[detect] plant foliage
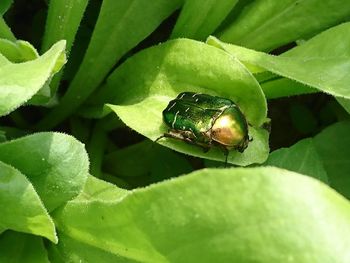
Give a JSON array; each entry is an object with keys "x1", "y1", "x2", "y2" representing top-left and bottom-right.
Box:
[{"x1": 0, "y1": 0, "x2": 350, "y2": 262}]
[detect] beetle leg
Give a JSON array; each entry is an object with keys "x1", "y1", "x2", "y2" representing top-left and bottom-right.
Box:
[
  {"x1": 161, "y1": 130, "x2": 196, "y2": 144},
  {"x1": 236, "y1": 145, "x2": 245, "y2": 153},
  {"x1": 160, "y1": 130, "x2": 214, "y2": 154}
]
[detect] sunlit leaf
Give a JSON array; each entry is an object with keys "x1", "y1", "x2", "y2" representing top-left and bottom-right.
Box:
[
  {"x1": 105, "y1": 39, "x2": 268, "y2": 165},
  {"x1": 0, "y1": 40, "x2": 66, "y2": 116},
  {"x1": 0, "y1": 132, "x2": 89, "y2": 211},
  {"x1": 0, "y1": 161, "x2": 57, "y2": 242},
  {"x1": 209, "y1": 23, "x2": 350, "y2": 99},
  {"x1": 37, "y1": 0, "x2": 182, "y2": 129},
  {"x1": 171, "y1": 0, "x2": 238, "y2": 40},
  {"x1": 218, "y1": 0, "x2": 350, "y2": 51},
  {"x1": 266, "y1": 138, "x2": 329, "y2": 183},
  {"x1": 52, "y1": 167, "x2": 350, "y2": 262}
]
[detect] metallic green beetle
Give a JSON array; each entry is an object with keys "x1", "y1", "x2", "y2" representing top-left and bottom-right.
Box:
[{"x1": 157, "y1": 92, "x2": 251, "y2": 163}]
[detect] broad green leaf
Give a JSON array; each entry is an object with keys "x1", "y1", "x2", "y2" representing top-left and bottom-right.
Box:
[
  {"x1": 0, "y1": 17, "x2": 15, "y2": 41},
  {"x1": 103, "y1": 140, "x2": 193, "y2": 180},
  {"x1": 313, "y1": 121, "x2": 350, "y2": 199},
  {"x1": 37, "y1": 0, "x2": 182, "y2": 129},
  {"x1": 171, "y1": 0, "x2": 238, "y2": 40},
  {"x1": 0, "y1": 0, "x2": 12, "y2": 15},
  {"x1": 0, "y1": 39, "x2": 38, "y2": 62},
  {"x1": 74, "y1": 175, "x2": 128, "y2": 202},
  {"x1": 208, "y1": 22, "x2": 350, "y2": 99},
  {"x1": 0, "y1": 231, "x2": 50, "y2": 263},
  {"x1": 0, "y1": 0, "x2": 15, "y2": 41},
  {"x1": 265, "y1": 138, "x2": 329, "y2": 183},
  {"x1": 0, "y1": 161, "x2": 57, "y2": 242},
  {"x1": 49, "y1": 175, "x2": 128, "y2": 259},
  {"x1": 0, "y1": 132, "x2": 89, "y2": 211},
  {"x1": 47, "y1": 176, "x2": 128, "y2": 261},
  {"x1": 105, "y1": 39, "x2": 268, "y2": 165},
  {"x1": 260, "y1": 78, "x2": 317, "y2": 99},
  {"x1": 48, "y1": 234, "x2": 133, "y2": 263},
  {"x1": 266, "y1": 121, "x2": 350, "y2": 199},
  {"x1": 53, "y1": 167, "x2": 350, "y2": 262},
  {"x1": 218, "y1": 0, "x2": 350, "y2": 51},
  {"x1": 0, "y1": 40, "x2": 66, "y2": 116},
  {"x1": 42, "y1": 0, "x2": 89, "y2": 53},
  {"x1": 337, "y1": 97, "x2": 350, "y2": 115},
  {"x1": 41, "y1": 0, "x2": 89, "y2": 96}
]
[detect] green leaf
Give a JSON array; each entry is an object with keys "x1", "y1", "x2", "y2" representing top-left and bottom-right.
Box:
[
  {"x1": 171, "y1": 0, "x2": 238, "y2": 40},
  {"x1": 105, "y1": 39, "x2": 268, "y2": 165},
  {"x1": 260, "y1": 77, "x2": 318, "y2": 99},
  {"x1": 42, "y1": 0, "x2": 89, "y2": 53},
  {"x1": 0, "y1": 0, "x2": 15, "y2": 41},
  {"x1": 0, "y1": 17, "x2": 15, "y2": 41},
  {"x1": 0, "y1": 40, "x2": 66, "y2": 116},
  {"x1": 103, "y1": 140, "x2": 193, "y2": 180},
  {"x1": 0, "y1": 231, "x2": 50, "y2": 263},
  {"x1": 48, "y1": 234, "x2": 133, "y2": 263},
  {"x1": 0, "y1": 39, "x2": 38, "y2": 62},
  {"x1": 41, "y1": 0, "x2": 89, "y2": 97},
  {"x1": 265, "y1": 138, "x2": 329, "y2": 183},
  {"x1": 208, "y1": 22, "x2": 350, "y2": 99},
  {"x1": 0, "y1": 161, "x2": 57, "y2": 242},
  {"x1": 0, "y1": 132, "x2": 89, "y2": 211},
  {"x1": 53, "y1": 167, "x2": 350, "y2": 262},
  {"x1": 0, "y1": 0, "x2": 12, "y2": 15},
  {"x1": 71, "y1": 175, "x2": 128, "y2": 203},
  {"x1": 336, "y1": 97, "x2": 350, "y2": 115},
  {"x1": 313, "y1": 121, "x2": 350, "y2": 199},
  {"x1": 218, "y1": 0, "x2": 350, "y2": 51},
  {"x1": 266, "y1": 121, "x2": 350, "y2": 199},
  {"x1": 37, "y1": 0, "x2": 182, "y2": 129}
]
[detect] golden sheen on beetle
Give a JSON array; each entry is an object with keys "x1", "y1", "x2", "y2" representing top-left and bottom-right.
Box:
[{"x1": 156, "y1": 92, "x2": 250, "y2": 164}]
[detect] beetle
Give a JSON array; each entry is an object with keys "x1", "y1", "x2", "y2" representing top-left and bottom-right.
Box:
[{"x1": 156, "y1": 92, "x2": 251, "y2": 164}]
